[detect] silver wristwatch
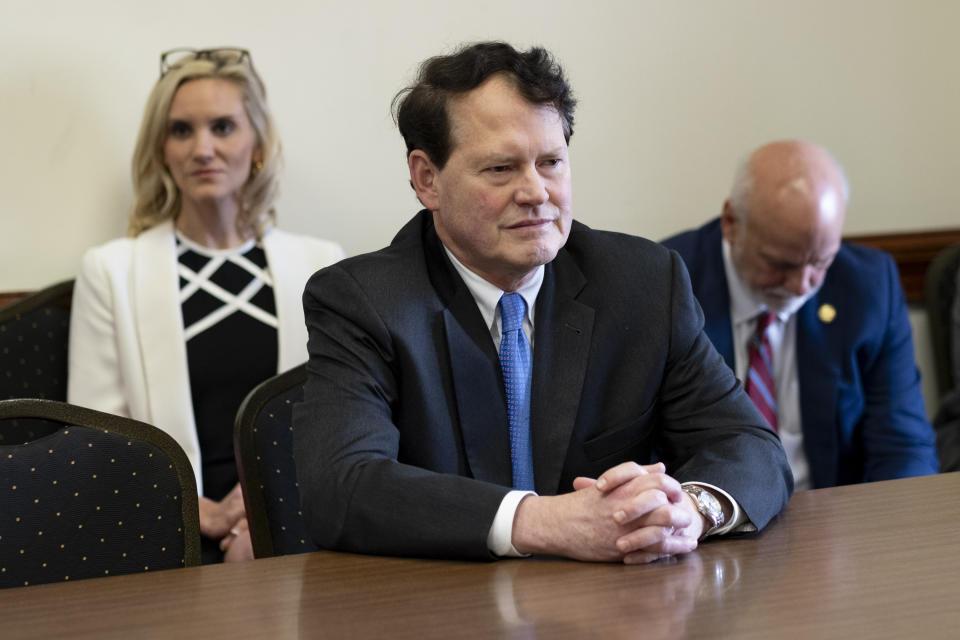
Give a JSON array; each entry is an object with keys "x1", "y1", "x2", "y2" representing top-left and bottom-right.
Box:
[{"x1": 682, "y1": 485, "x2": 725, "y2": 538}]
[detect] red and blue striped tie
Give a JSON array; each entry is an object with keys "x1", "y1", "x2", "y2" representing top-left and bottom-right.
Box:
[{"x1": 746, "y1": 311, "x2": 778, "y2": 432}]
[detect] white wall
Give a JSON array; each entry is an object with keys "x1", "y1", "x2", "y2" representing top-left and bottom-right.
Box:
[{"x1": 2, "y1": 0, "x2": 957, "y2": 409}]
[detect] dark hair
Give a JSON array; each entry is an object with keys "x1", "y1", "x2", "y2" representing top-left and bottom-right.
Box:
[{"x1": 392, "y1": 41, "x2": 576, "y2": 168}]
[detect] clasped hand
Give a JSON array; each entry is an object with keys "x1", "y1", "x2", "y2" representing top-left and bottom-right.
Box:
[
  {"x1": 197, "y1": 483, "x2": 254, "y2": 562},
  {"x1": 513, "y1": 462, "x2": 704, "y2": 564}
]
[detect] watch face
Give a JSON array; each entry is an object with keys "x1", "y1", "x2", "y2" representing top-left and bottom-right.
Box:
[
  {"x1": 687, "y1": 486, "x2": 723, "y2": 528},
  {"x1": 699, "y1": 490, "x2": 721, "y2": 516}
]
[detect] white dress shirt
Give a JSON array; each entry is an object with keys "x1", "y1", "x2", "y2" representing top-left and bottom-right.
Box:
[
  {"x1": 722, "y1": 240, "x2": 812, "y2": 490},
  {"x1": 444, "y1": 247, "x2": 749, "y2": 556}
]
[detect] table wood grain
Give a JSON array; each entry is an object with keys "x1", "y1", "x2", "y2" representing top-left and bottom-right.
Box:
[{"x1": 2, "y1": 473, "x2": 959, "y2": 639}]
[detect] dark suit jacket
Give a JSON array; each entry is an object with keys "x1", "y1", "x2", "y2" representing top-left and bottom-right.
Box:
[
  {"x1": 663, "y1": 218, "x2": 939, "y2": 488},
  {"x1": 293, "y1": 211, "x2": 792, "y2": 559},
  {"x1": 934, "y1": 389, "x2": 960, "y2": 472}
]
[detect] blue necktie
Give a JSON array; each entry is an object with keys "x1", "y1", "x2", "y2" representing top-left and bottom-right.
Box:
[{"x1": 498, "y1": 293, "x2": 535, "y2": 491}]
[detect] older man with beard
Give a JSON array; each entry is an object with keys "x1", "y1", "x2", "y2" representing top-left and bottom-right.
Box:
[{"x1": 663, "y1": 140, "x2": 938, "y2": 489}]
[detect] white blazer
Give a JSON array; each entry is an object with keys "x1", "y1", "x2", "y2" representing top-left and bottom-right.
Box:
[{"x1": 67, "y1": 220, "x2": 344, "y2": 494}]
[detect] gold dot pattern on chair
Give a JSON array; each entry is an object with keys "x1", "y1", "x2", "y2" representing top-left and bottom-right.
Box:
[
  {"x1": 0, "y1": 426, "x2": 187, "y2": 589},
  {"x1": 0, "y1": 301, "x2": 70, "y2": 407},
  {"x1": 252, "y1": 383, "x2": 317, "y2": 556}
]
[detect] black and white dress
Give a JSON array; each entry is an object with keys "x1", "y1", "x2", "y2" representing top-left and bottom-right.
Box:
[{"x1": 176, "y1": 231, "x2": 278, "y2": 502}]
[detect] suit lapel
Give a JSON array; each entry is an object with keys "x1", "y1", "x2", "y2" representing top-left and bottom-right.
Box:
[
  {"x1": 530, "y1": 251, "x2": 593, "y2": 494},
  {"x1": 132, "y1": 221, "x2": 201, "y2": 489},
  {"x1": 421, "y1": 219, "x2": 513, "y2": 486},
  {"x1": 696, "y1": 223, "x2": 736, "y2": 368},
  {"x1": 795, "y1": 290, "x2": 839, "y2": 488},
  {"x1": 443, "y1": 299, "x2": 513, "y2": 487}
]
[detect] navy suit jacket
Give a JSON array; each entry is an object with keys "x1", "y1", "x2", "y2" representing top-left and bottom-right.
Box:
[
  {"x1": 293, "y1": 211, "x2": 792, "y2": 560},
  {"x1": 663, "y1": 218, "x2": 938, "y2": 488}
]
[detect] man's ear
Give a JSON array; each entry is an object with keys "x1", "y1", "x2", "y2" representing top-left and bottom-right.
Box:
[
  {"x1": 720, "y1": 199, "x2": 738, "y2": 244},
  {"x1": 408, "y1": 150, "x2": 441, "y2": 211}
]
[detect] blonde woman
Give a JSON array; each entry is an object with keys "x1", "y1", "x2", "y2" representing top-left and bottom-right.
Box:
[{"x1": 68, "y1": 48, "x2": 343, "y2": 562}]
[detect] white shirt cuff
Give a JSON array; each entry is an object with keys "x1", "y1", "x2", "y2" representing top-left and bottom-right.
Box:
[
  {"x1": 681, "y1": 481, "x2": 756, "y2": 536},
  {"x1": 487, "y1": 490, "x2": 537, "y2": 556}
]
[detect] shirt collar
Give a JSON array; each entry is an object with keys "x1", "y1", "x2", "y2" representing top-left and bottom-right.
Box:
[{"x1": 443, "y1": 246, "x2": 543, "y2": 332}]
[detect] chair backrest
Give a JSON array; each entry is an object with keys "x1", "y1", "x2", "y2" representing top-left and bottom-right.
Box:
[
  {"x1": 924, "y1": 244, "x2": 960, "y2": 396},
  {"x1": 0, "y1": 399, "x2": 201, "y2": 588},
  {"x1": 234, "y1": 363, "x2": 317, "y2": 558},
  {"x1": 0, "y1": 279, "x2": 74, "y2": 404}
]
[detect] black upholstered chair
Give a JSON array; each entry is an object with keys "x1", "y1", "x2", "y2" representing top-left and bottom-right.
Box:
[
  {"x1": 0, "y1": 399, "x2": 201, "y2": 588},
  {"x1": 924, "y1": 244, "x2": 960, "y2": 396},
  {"x1": 0, "y1": 279, "x2": 74, "y2": 408},
  {"x1": 234, "y1": 363, "x2": 317, "y2": 558}
]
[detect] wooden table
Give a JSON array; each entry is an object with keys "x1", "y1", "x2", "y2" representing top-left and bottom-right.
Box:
[{"x1": 3, "y1": 473, "x2": 959, "y2": 639}]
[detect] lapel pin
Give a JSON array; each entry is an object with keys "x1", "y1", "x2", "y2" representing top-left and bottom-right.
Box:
[{"x1": 818, "y1": 303, "x2": 836, "y2": 324}]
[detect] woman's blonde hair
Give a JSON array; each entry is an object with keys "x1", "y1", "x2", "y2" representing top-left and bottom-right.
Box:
[{"x1": 128, "y1": 49, "x2": 281, "y2": 237}]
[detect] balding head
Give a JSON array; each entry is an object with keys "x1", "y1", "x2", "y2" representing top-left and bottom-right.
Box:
[{"x1": 721, "y1": 140, "x2": 848, "y2": 313}]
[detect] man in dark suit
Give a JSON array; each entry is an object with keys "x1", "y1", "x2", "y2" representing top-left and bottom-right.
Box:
[
  {"x1": 931, "y1": 265, "x2": 960, "y2": 472},
  {"x1": 293, "y1": 42, "x2": 792, "y2": 563},
  {"x1": 663, "y1": 141, "x2": 938, "y2": 489}
]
